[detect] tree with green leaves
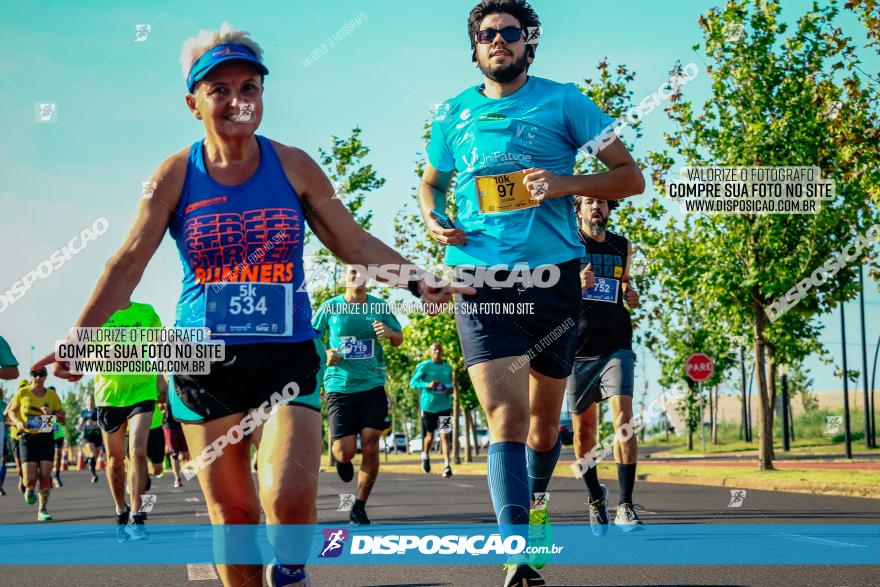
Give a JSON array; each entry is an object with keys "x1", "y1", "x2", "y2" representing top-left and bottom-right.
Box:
[
  {"x1": 391, "y1": 120, "x2": 480, "y2": 464},
  {"x1": 646, "y1": 0, "x2": 879, "y2": 469}
]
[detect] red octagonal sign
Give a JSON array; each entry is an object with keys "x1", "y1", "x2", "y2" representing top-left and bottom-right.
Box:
[{"x1": 686, "y1": 353, "x2": 714, "y2": 382}]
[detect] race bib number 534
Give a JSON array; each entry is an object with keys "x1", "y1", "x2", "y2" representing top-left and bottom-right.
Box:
[{"x1": 205, "y1": 282, "x2": 293, "y2": 336}]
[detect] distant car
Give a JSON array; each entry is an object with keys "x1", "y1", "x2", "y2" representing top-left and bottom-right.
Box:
[
  {"x1": 408, "y1": 435, "x2": 440, "y2": 454},
  {"x1": 380, "y1": 433, "x2": 408, "y2": 453},
  {"x1": 559, "y1": 417, "x2": 574, "y2": 446}
]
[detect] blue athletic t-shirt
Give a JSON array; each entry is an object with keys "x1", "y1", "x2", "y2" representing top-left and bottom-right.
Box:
[
  {"x1": 169, "y1": 136, "x2": 315, "y2": 345},
  {"x1": 426, "y1": 76, "x2": 615, "y2": 267}
]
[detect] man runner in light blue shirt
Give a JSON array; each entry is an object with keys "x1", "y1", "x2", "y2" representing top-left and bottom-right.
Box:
[
  {"x1": 419, "y1": 1, "x2": 644, "y2": 584},
  {"x1": 409, "y1": 343, "x2": 454, "y2": 477}
]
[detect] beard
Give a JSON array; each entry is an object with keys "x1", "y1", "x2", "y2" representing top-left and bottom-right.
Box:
[
  {"x1": 479, "y1": 50, "x2": 529, "y2": 83},
  {"x1": 588, "y1": 216, "x2": 607, "y2": 238}
]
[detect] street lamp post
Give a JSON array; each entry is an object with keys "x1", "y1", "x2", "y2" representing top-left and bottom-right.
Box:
[
  {"x1": 858, "y1": 266, "x2": 873, "y2": 448},
  {"x1": 781, "y1": 364, "x2": 790, "y2": 452},
  {"x1": 840, "y1": 305, "x2": 853, "y2": 459}
]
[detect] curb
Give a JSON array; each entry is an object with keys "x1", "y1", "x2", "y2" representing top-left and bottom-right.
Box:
[{"x1": 368, "y1": 464, "x2": 880, "y2": 499}]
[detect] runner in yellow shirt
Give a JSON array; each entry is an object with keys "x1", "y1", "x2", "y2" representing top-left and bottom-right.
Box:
[{"x1": 7, "y1": 369, "x2": 65, "y2": 521}]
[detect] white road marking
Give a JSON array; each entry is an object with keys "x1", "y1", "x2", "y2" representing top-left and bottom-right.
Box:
[
  {"x1": 194, "y1": 511, "x2": 210, "y2": 517},
  {"x1": 454, "y1": 483, "x2": 475, "y2": 488},
  {"x1": 187, "y1": 564, "x2": 218, "y2": 580},
  {"x1": 776, "y1": 532, "x2": 869, "y2": 548},
  {"x1": 185, "y1": 497, "x2": 199, "y2": 503}
]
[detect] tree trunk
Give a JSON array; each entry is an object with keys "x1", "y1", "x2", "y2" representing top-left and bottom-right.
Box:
[
  {"x1": 709, "y1": 384, "x2": 716, "y2": 444},
  {"x1": 753, "y1": 300, "x2": 774, "y2": 470},
  {"x1": 767, "y1": 357, "x2": 778, "y2": 461},
  {"x1": 452, "y1": 370, "x2": 462, "y2": 465},
  {"x1": 469, "y1": 409, "x2": 480, "y2": 457},
  {"x1": 464, "y1": 406, "x2": 473, "y2": 462}
]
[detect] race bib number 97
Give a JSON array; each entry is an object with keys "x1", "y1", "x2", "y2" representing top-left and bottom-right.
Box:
[
  {"x1": 475, "y1": 170, "x2": 538, "y2": 214},
  {"x1": 205, "y1": 282, "x2": 293, "y2": 336},
  {"x1": 582, "y1": 277, "x2": 619, "y2": 304}
]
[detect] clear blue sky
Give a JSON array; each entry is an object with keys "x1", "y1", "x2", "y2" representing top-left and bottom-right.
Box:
[{"x1": 1, "y1": 0, "x2": 877, "y2": 404}]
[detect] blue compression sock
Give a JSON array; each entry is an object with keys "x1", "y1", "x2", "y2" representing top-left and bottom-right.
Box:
[{"x1": 487, "y1": 442, "x2": 530, "y2": 541}]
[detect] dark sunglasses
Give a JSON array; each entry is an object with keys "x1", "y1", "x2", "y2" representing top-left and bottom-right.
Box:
[
  {"x1": 475, "y1": 26, "x2": 525, "y2": 44},
  {"x1": 31, "y1": 371, "x2": 47, "y2": 377}
]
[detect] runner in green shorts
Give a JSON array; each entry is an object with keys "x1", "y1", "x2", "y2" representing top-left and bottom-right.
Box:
[{"x1": 50, "y1": 391, "x2": 65, "y2": 489}]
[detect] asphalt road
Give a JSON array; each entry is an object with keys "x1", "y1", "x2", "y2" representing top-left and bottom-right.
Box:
[{"x1": 1, "y1": 465, "x2": 877, "y2": 586}]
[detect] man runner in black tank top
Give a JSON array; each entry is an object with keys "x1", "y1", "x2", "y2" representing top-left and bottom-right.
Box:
[{"x1": 565, "y1": 196, "x2": 643, "y2": 534}]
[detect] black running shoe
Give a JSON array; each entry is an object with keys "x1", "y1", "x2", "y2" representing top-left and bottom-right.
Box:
[
  {"x1": 129, "y1": 512, "x2": 148, "y2": 540},
  {"x1": 503, "y1": 563, "x2": 546, "y2": 586},
  {"x1": 90, "y1": 474, "x2": 98, "y2": 483},
  {"x1": 116, "y1": 506, "x2": 131, "y2": 544},
  {"x1": 336, "y1": 460, "x2": 354, "y2": 482},
  {"x1": 421, "y1": 454, "x2": 431, "y2": 474},
  {"x1": 442, "y1": 465, "x2": 452, "y2": 478},
  {"x1": 53, "y1": 476, "x2": 62, "y2": 488},
  {"x1": 588, "y1": 483, "x2": 610, "y2": 536},
  {"x1": 0, "y1": 487, "x2": 6, "y2": 496},
  {"x1": 18, "y1": 480, "x2": 25, "y2": 494},
  {"x1": 349, "y1": 505, "x2": 371, "y2": 525}
]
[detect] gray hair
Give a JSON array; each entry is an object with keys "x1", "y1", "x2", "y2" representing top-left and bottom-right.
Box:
[{"x1": 179, "y1": 22, "x2": 263, "y2": 83}]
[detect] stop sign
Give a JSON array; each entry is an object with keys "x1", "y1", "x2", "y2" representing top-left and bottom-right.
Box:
[{"x1": 686, "y1": 353, "x2": 714, "y2": 382}]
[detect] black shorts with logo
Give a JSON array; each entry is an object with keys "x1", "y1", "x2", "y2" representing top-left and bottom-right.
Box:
[
  {"x1": 421, "y1": 409, "x2": 453, "y2": 436},
  {"x1": 173, "y1": 340, "x2": 323, "y2": 423},
  {"x1": 454, "y1": 258, "x2": 582, "y2": 379},
  {"x1": 97, "y1": 400, "x2": 156, "y2": 434},
  {"x1": 20, "y1": 432, "x2": 55, "y2": 463},
  {"x1": 327, "y1": 386, "x2": 388, "y2": 440}
]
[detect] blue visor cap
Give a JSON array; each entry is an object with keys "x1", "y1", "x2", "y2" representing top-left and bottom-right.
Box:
[{"x1": 186, "y1": 43, "x2": 268, "y2": 93}]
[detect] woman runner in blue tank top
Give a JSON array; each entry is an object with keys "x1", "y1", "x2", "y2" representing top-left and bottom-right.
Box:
[{"x1": 34, "y1": 24, "x2": 470, "y2": 587}]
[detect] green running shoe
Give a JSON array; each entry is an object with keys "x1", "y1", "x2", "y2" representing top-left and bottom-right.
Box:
[
  {"x1": 37, "y1": 509, "x2": 52, "y2": 522},
  {"x1": 24, "y1": 488, "x2": 36, "y2": 506},
  {"x1": 528, "y1": 506, "x2": 552, "y2": 569}
]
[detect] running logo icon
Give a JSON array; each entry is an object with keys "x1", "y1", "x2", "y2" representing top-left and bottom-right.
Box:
[
  {"x1": 134, "y1": 24, "x2": 151, "y2": 42},
  {"x1": 438, "y1": 416, "x2": 452, "y2": 433},
  {"x1": 532, "y1": 492, "x2": 548, "y2": 511},
  {"x1": 35, "y1": 102, "x2": 57, "y2": 123},
  {"x1": 825, "y1": 416, "x2": 842, "y2": 434},
  {"x1": 139, "y1": 494, "x2": 157, "y2": 513},
  {"x1": 337, "y1": 494, "x2": 355, "y2": 512},
  {"x1": 319, "y1": 528, "x2": 348, "y2": 558},
  {"x1": 727, "y1": 489, "x2": 747, "y2": 508}
]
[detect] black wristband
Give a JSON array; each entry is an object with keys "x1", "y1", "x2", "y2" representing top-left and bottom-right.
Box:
[{"x1": 407, "y1": 278, "x2": 423, "y2": 299}]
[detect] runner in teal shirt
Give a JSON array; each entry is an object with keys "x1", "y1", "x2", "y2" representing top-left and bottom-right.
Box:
[
  {"x1": 312, "y1": 265, "x2": 404, "y2": 525},
  {"x1": 418, "y1": 3, "x2": 644, "y2": 584},
  {"x1": 409, "y1": 343, "x2": 455, "y2": 477}
]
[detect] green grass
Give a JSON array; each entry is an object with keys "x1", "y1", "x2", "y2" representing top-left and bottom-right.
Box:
[{"x1": 642, "y1": 407, "x2": 879, "y2": 455}]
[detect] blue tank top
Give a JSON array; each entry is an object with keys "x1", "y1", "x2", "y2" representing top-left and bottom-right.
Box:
[{"x1": 169, "y1": 135, "x2": 315, "y2": 345}]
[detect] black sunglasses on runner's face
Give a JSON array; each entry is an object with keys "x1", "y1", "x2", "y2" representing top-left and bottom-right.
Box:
[
  {"x1": 31, "y1": 371, "x2": 47, "y2": 377},
  {"x1": 475, "y1": 26, "x2": 524, "y2": 44}
]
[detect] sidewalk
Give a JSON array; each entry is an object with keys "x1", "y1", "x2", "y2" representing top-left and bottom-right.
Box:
[{"x1": 357, "y1": 450, "x2": 880, "y2": 499}]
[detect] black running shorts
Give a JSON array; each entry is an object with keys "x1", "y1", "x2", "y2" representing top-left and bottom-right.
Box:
[
  {"x1": 326, "y1": 386, "x2": 388, "y2": 440},
  {"x1": 454, "y1": 258, "x2": 581, "y2": 379}
]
